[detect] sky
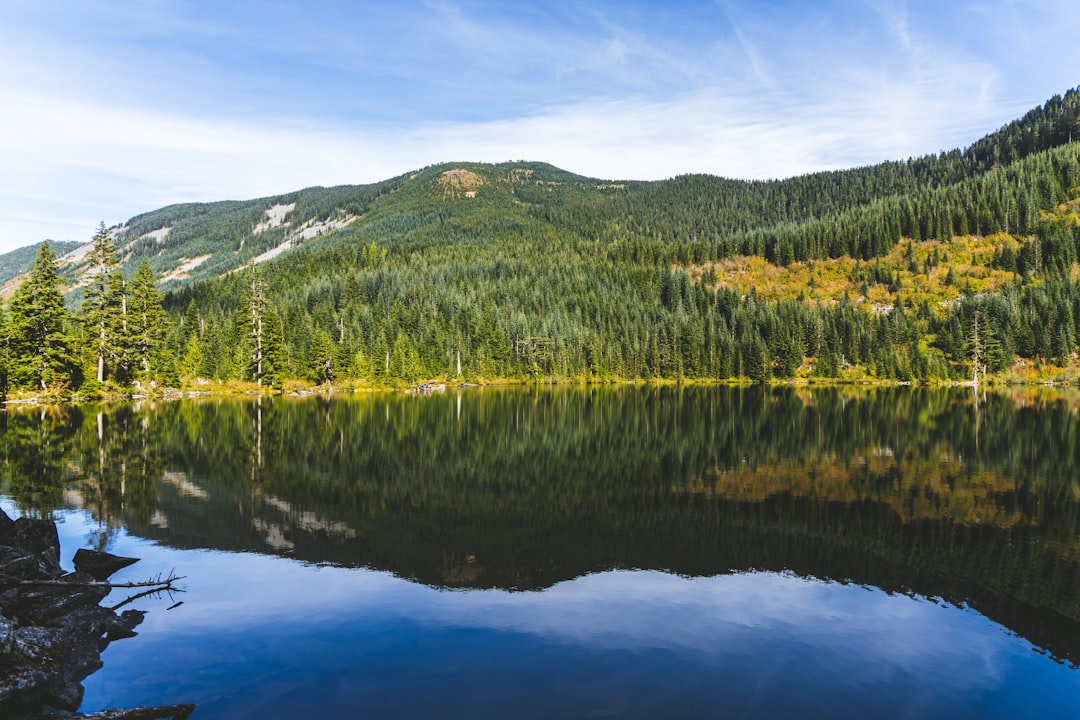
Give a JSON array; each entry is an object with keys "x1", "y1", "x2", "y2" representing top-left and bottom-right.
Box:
[{"x1": 1, "y1": 0, "x2": 1078, "y2": 253}]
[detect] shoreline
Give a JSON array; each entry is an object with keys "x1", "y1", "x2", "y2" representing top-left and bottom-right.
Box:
[
  {"x1": 0, "y1": 509, "x2": 193, "y2": 719},
  {"x1": 2, "y1": 372, "x2": 1078, "y2": 408}
]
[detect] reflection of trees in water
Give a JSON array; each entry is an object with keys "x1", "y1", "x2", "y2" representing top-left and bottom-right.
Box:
[
  {"x1": 1, "y1": 402, "x2": 167, "y2": 542},
  {"x1": 139, "y1": 387, "x2": 1080, "y2": 547},
  {"x1": 2, "y1": 387, "x2": 1080, "y2": 662},
  {"x1": 0, "y1": 407, "x2": 81, "y2": 518},
  {"x1": 4, "y1": 387, "x2": 1080, "y2": 546}
]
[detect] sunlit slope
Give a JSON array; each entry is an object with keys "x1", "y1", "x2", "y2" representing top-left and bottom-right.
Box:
[{"x1": 22, "y1": 85, "x2": 1079, "y2": 293}]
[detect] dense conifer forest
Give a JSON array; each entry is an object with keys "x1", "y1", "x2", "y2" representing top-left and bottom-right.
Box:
[{"x1": 3, "y1": 87, "x2": 1080, "y2": 395}]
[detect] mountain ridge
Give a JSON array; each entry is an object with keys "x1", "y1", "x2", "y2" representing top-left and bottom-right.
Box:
[{"x1": 3, "y1": 85, "x2": 1074, "y2": 294}]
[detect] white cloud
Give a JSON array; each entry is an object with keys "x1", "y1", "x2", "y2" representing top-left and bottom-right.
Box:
[
  {"x1": 0, "y1": 68, "x2": 1039, "y2": 252},
  {"x1": 1, "y1": 0, "x2": 1078, "y2": 252}
]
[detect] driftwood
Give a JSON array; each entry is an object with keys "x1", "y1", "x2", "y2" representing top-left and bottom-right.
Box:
[
  {"x1": 13, "y1": 572, "x2": 185, "y2": 611},
  {"x1": 16, "y1": 574, "x2": 184, "y2": 590},
  {"x1": 110, "y1": 584, "x2": 183, "y2": 612}
]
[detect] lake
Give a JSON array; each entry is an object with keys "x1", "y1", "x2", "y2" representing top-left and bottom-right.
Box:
[{"x1": 2, "y1": 386, "x2": 1079, "y2": 718}]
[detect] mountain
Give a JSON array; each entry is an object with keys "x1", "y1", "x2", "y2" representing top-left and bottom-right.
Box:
[
  {"x1": 4, "y1": 86, "x2": 1080, "y2": 388},
  {"x1": 0, "y1": 240, "x2": 80, "y2": 286},
  {"x1": 16, "y1": 85, "x2": 1077, "y2": 293}
]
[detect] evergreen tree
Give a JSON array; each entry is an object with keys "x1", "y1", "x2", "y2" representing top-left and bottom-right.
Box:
[
  {"x1": 966, "y1": 311, "x2": 986, "y2": 384},
  {"x1": 983, "y1": 319, "x2": 1006, "y2": 373},
  {"x1": 0, "y1": 306, "x2": 8, "y2": 398},
  {"x1": 129, "y1": 260, "x2": 167, "y2": 380},
  {"x1": 238, "y1": 264, "x2": 275, "y2": 385},
  {"x1": 105, "y1": 271, "x2": 130, "y2": 383},
  {"x1": 8, "y1": 243, "x2": 74, "y2": 391},
  {"x1": 261, "y1": 307, "x2": 286, "y2": 389},
  {"x1": 310, "y1": 329, "x2": 336, "y2": 384},
  {"x1": 81, "y1": 222, "x2": 120, "y2": 383},
  {"x1": 742, "y1": 331, "x2": 770, "y2": 384},
  {"x1": 180, "y1": 334, "x2": 203, "y2": 380}
]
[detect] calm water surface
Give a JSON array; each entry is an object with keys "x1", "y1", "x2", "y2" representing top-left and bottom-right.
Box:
[{"x1": 2, "y1": 386, "x2": 1079, "y2": 719}]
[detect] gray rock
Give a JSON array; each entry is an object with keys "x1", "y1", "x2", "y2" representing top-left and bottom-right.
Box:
[
  {"x1": 0, "y1": 665, "x2": 51, "y2": 705},
  {"x1": 78, "y1": 704, "x2": 198, "y2": 719},
  {"x1": 73, "y1": 549, "x2": 139, "y2": 581},
  {"x1": 0, "y1": 517, "x2": 63, "y2": 576},
  {"x1": 0, "y1": 515, "x2": 182, "y2": 720},
  {"x1": 0, "y1": 547, "x2": 40, "y2": 582},
  {"x1": 2, "y1": 572, "x2": 111, "y2": 624},
  {"x1": 2, "y1": 517, "x2": 60, "y2": 557},
  {"x1": 44, "y1": 669, "x2": 89, "y2": 711},
  {"x1": 1, "y1": 615, "x2": 56, "y2": 703},
  {"x1": 12, "y1": 623, "x2": 65, "y2": 664}
]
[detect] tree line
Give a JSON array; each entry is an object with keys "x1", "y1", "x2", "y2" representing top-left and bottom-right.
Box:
[
  {"x1": 4, "y1": 184, "x2": 1080, "y2": 394},
  {"x1": 4, "y1": 218, "x2": 1080, "y2": 396},
  {"x1": 2, "y1": 227, "x2": 169, "y2": 395}
]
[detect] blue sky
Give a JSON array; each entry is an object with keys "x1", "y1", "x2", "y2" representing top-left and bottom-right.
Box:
[{"x1": 1, "y1": 0, "x2": 1078, "y2": 253}]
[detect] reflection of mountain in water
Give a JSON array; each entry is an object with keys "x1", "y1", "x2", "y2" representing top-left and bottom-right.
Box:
[{"x1": 3, "y1": 387, "x2": 1080, "y2": 665}]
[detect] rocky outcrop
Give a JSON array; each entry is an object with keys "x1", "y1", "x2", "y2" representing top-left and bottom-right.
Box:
[
  {"x1": 0, "y1": 509, "x2": 193, "y2": 719},
  {"x1": 72, "y1": 549, "x2": 139, "y2": 582}
]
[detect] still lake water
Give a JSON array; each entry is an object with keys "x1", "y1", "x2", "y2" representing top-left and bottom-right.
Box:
[{"x1": 2, "y1": 386, "x2": 1080, "y2": 718}]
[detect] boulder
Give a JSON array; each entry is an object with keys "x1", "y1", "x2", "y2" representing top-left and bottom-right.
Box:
[
  {"x1": 1, "y1": 572, "x2": 111, "y2": 624},
  {"x1": 0, "y1": 517, "x2": 63, "y2": 576},
  {"x1": 0, "y1": 664, "x2": 51, "y2": 706},
  {"x1": 0, "y1": 513, "x2": 185, "y2": 719},
  {"x1": 73, "y1": 549, "x2": 139, "y2": 581},
  {"x1": 0, "y1": 547, "x2": 40, "y2": 581}
]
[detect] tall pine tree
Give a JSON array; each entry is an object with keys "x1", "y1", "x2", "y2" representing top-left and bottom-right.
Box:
[
  {"x1": 237, "y1": 263, "x2": 283, "y2": 386},
  {"x1": 81, "y1": 223, "x2": 120, "y2": 383},
  {"x1": 105, "y1": 271, "x2": 130, "y2": 382},
  {"x1": 128, "y1": 260, "x2": 167, "y2": 380},
  {"x1": 8, "y1": 243, "x2": 74, "y2": 391}
]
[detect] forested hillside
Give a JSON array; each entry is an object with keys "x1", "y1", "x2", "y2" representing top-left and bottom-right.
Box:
[
  {"x1": 0, "y1": 240, "x2": 80, "y2": 287},
  {"x1": 3, "y1": 87, "x2": 1080, "y2": 394}
]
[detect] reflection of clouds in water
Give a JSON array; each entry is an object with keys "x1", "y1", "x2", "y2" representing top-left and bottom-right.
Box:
[
  {"x1": 23, "y1": 505, "x2": 1078, "y2": 717},
  {"x1": 406, "y1": 571, "x2": 1007, "y2": 689},
  {"x1": 74, "y1": 499, "x2": 1010, "y2": 696}
]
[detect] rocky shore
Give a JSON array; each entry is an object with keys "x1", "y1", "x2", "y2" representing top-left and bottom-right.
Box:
[{"x1": 0, "y1": 509, "x2": 193, "y2": 719}]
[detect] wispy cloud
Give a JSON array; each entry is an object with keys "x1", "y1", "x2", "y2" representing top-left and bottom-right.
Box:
[
  {"x1": 0, "y1": 0, "x2": 1077, "y2": 250},
  {"x1": 0, "y1": 69, "x2": 1032, "y2": 246}
]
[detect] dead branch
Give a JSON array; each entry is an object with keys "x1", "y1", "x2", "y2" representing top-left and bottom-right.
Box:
[
  {"x1": 109, "y1": 584, "x2": 184, "y2": 611},
  {"x1": 17, "y1": 574, "x2": 185, "y2": 590}
]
